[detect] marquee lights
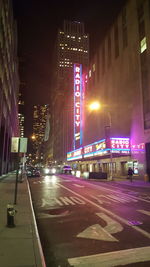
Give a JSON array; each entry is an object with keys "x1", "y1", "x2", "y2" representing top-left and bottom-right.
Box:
[{"x1": 67, "y1": 137, "x2": 131, "y2": 161}]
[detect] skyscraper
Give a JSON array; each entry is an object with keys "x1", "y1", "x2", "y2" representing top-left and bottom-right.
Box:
[
  {"x1": 57, "y1": 20, "x2": 89, "y2": 79},
  {"x1": 51, "y1": 20, "x2": 89, "y2": 164},
  {"x1": 32, "y1": 104, "x2": 49, "y2": 158}
]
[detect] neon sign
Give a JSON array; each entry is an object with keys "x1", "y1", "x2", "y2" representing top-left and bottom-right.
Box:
[
  {"x1": 74, "y1": 64, "x2": 82, "y2": 149},
  {"x1": 67, "y1": 148, "x2": 83, "y2": 161},
  {"x1": 67, "y1": 137, "x2": 131, "y2": 161},
  {"x1": 110, "y1": 138, "x2": 130, "y2": 149}
]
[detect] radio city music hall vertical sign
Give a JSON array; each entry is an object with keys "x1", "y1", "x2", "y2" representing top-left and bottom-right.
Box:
[{"x1": 74, "y1": 64, "x2": 83, "y2": 149}]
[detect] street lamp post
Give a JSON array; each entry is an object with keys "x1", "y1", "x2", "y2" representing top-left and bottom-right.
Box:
[
  {"x1": 107, "y1": 111, "x2": 113, "y2": 181},
  {"x1": 89, "y1": 101, "x2": 113, "y2": 181}
]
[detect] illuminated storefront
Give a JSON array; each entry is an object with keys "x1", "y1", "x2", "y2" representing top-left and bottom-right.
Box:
[{"x1": 67, "y1": 137, "x2": 146, "y2": 177}]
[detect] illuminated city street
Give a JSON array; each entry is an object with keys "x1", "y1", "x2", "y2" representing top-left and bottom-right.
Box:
[
  {"x1": 29, "y1": 174, "x2": 150, "y2": 267},
  {"x1": 1, "y1": 1, "x2": 150, "y2": 266}
]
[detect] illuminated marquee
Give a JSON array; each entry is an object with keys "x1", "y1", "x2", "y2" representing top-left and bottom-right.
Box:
[
  {"x1": 84, "y1": 139, "x2": 108, "y2": 158},
  {"x1": 67, "y1": 137, "x2": 131, "y2": 161},
  {"x1": 67, "y1": 148, "x2": 83, "y2": 161},
  {"x1": 110, "y1": 138, "x2": 130, "y2": 149},
  {"x1": 74, "y1": 64, "x2": 82, "y2": 149}
]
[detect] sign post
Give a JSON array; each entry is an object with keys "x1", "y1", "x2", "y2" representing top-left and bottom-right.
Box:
[
  {"x1": 11, "y1": 137, "x2": 28, "y2": 204},
  {"x1": 14, "y1": 138, "x2": 21, "y2": 205}
]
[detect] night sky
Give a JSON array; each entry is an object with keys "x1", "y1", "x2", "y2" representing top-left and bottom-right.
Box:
[{"x1": 12, "y1": 0, "x2": 126, "y2": 136}]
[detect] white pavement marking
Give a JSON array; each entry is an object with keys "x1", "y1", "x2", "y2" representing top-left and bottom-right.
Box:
[
  {"x1": 68, "y1": 246, "x2": 150, "y2": 267},
  {"x1": 96, "y1": 213, "x2": 123, "y2": 234},
  {"x1": 73, "y1": 184, "x2": 85, "y2": 188},
  {"x1": 90, "y1": 195, "x2": 111, "y2": 204},
  {"x1": 138, "y1": 209, "x2": 150, "y2": 216},
  {"x1": 57, "y1": 183, "x2": 150, "y2": 239},
  {"x1": 77, "y1": 224, "x2": 118, "y2": 242},
  {"x1": 90, "y1": 184, "x2": 150, "y2": 203},
  {"x1": 77, "y1": 213, "x2": 123, "y2": 242}
]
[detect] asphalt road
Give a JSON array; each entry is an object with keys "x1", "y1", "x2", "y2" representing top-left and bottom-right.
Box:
[{"x1": 28, "y1": 174, "x2": 150, "y2": 267}]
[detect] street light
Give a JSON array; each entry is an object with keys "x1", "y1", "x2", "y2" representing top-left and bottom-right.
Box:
[
  {"x1": 31, "y1": 134, "x2": 36, "y2": 141},
  {"x1": 89, "y1": 101, "x2": 101, "y2": 111},
  {"x1": 89, "y1": 101, "x2": 113, "y2": 181}
]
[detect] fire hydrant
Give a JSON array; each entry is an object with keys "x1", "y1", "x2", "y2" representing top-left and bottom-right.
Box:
[{"x1": 7, "y1": 204, "x2": 17, "y2": 228}]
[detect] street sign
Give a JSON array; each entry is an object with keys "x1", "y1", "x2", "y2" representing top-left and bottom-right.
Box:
[
  {"x1": 11, "y1": 137, "x2": 19, "y2": 152},
  {"x1": 11, "y1": 137, "x2": 28, "y2": 153},
  {"x1": 20, "y1": 138, "x2": 28, "y2": 153}
]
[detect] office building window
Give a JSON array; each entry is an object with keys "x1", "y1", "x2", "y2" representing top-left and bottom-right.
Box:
[
  {"x1": 140, "y1": 37, "x2": 147, "y2": 53},
  {"x1": 137, "y1": 4, "x2": 150, "y2": 129}
]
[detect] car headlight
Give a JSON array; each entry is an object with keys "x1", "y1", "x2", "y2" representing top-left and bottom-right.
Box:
[
  {"x1": 44, "y1": 168, "x2": 50, "y2": 174},
  {"x1": 52, "y1": 168, "x2": 56, "y2": 174}
]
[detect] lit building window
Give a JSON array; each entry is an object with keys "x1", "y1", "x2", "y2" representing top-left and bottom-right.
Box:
[
  {"x1": 140, "y1": 37, "x2": 147, "y2": 53},
  {"x1": 92, "y1": 64, "x2": 95, "y2": 72}
]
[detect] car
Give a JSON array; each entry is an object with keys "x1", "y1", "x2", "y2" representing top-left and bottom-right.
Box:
[
  {"x1": 27, "y1": 167, "x2": 41, "y2": 177},
  {"x1": 43, "y1": 167, "x2": 57, "y2": 175},
  {"x1": 62, "y1": 165, "x2": 72, "y2": 174}
]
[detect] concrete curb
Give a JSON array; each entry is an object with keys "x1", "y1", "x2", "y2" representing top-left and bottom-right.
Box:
[{"x1": 26, "y1": 178, "x2": 47, "y2": 267}]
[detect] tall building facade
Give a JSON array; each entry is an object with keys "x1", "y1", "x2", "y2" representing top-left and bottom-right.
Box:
[
  {"x1": 67, "y1": 0, "x2": 150, "y2": 179},
  {"x1": 57, "y1": 20, "x2": 89, "y2": 79},
  {"x1": 51, "y1": 20, "x2": 89, "y2": 163},
  {"x1": 0, "y1": 0, "x2": 19, "y2": 175},
  {"x1": 32, "y1": 104, "x2": 49, "y2": 160}
]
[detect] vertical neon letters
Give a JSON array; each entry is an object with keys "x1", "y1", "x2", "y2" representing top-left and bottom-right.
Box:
[{"x1": 74, "y1": 64, "x2": 82, "y2": 149}]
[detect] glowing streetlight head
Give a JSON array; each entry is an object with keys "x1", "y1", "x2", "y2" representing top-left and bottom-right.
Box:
[
  {"x1": 31, "y1": 134, "x2": 36, "y2": 140},
  {"x1": 89, "y1": 101, "x2": 101, "y2": 111}
]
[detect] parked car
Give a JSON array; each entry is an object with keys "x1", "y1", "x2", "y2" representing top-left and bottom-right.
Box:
[
  {"x1": 62, "y1": 165, "x2": 72, "y2": 174},
  {"x1": 27, "y1": 167, "x2": 41, "y2": 177}
]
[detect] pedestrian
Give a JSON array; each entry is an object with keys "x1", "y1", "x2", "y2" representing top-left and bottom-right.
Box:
[{"x1": 128, "y1": 167, "x2": 134, "y2": 182}]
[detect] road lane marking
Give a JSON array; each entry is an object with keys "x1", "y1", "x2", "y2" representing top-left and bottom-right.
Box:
[
  {"x1": 90, "y1": 195, "x2": 111, "y2": 204},
  {"x1": 85, "y1": 182, "x2": 150, "y2": 203},
  {"x1": 68, "y1": 246, "x2": 150, "y2": 266},
  {"x1": 77, "y1": 224, "x2": 118, "y2": 242},
  {"x1": 37, "y1": 196, "x2": 86, "y2": 208},
  {"x1": 57, "y1": 183, "x2": 150, "y2": 239},
  {"x1": 73, "y1": 184, "x2": 85, "y2": 187},
  {"x1": 138, "y1": 209, "x2": 150, "y2": 216},
  {"x1": 91, "y1": 194, "x2": 138, "y2": 204},
  {"x1": 59, "y1": 196, "x2": 86, "y2": 205},
  {"x1": 77, "y1": 213, "x2": 123, "y2": 241},
  {"x1": 96, "y1": 213, "x2": 123, "y2": 234}
]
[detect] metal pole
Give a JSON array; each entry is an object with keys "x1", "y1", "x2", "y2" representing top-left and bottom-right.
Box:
[
  {"x1": 14, "y1": 138, "x2": 20, "y2": 205},
  {"x1": 108, "y1": 111, "x2": 113, "y2": 181}
]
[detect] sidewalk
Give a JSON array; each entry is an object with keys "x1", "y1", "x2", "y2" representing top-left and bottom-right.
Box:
[
  {"x1": 0, "y1": 172, "x2": 46, "y2": 267},
  {"x1": 113, "y1": 177, "x2": 150, "y2": 188}
]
